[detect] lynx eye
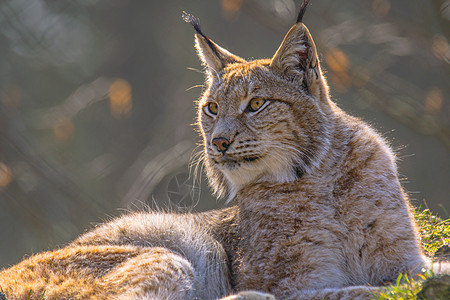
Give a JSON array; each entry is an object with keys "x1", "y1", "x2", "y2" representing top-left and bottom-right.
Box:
[
  {"x1": 205, "y1": 102, "x2": 219, "y2": 116},
  {"x1": 247, "y1": 98, "x2": 267, "y2": 113}
]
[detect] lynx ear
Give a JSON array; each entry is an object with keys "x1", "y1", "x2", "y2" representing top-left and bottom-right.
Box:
[
  {"x1": 183, "y1": 12, "x2": 246, "y2": 77},
  {"x1": 270, "y1": 0, "x2": 321, "y2": 95}
]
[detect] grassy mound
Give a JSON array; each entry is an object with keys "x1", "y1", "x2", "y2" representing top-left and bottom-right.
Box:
[{"x1": 374, "y1": 208, "x2": 450, "y2": 299}]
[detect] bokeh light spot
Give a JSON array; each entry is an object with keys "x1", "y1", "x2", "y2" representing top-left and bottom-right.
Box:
[
  {"x1": 109, "y1": 79, "x2": 132, "y2": 119},
  {"x1": 53, "y1": 117, "x2": 75, "y2": 142},
  {"x1": 325, "y1": 48, "x2": 349, "y2": 73},
  {"x1": 325, "y1": 48, "x2": 350, "y2": 93},
  {"x1": 221, "y1": 0, "x2": 243, "y2": 19},
  {"x1": 432, "y1": 35, "x2": 449, "y2": 62},
  {"x1": 425, "y1": 87, "x2": 443, "y2": 115},
  {"x1": 0, "y1": 162, "x2": 13, "y2": 189}
]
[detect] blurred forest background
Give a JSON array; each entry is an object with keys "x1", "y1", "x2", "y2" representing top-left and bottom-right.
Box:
[{"x1": 0, "y1": 0, "x2": 449, "y2": 268}]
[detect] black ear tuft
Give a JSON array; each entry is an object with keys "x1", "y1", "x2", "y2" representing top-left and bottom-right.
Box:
[
  {"x1": 296, "y1": 0, "x2": 311, "y2": 24},
  {"x1": 182, "y1": 11, "x2": 222, "y2": 58},
  {"x1": 182, "y1": 12, "x2": 205, "y2": 38}
]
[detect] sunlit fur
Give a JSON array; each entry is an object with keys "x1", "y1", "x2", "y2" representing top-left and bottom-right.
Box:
[
  {"x1": 194, "y1": 15, "x2": 449, "y2": 300},
  {"x1": 0, "y1": 209, "x2": 236, "y2": 299},
  {"x1": 199, "y1": 58, "x2": 331, "y2": 202},
  {"x1": 1, "y1": 4, "x2": 449, "y2": 300}
]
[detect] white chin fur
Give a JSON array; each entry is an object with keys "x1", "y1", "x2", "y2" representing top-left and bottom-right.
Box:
[{"x1": 221, "y1": 154, "x2": 299, "y2": 204}]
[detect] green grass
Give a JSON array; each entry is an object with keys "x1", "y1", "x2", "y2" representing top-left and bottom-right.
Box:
[
  {"x1": 415, "y1": 208, "x2": 450, "y2": 256},
  {"x1": 373, "y1": 207, "x2": 450, "y2": 299},
  {"x1": 373, "y1": 271, "x2": 433, "y2": 300}
]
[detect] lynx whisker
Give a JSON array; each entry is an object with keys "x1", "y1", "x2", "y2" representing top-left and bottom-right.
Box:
[
  {"x1": 186, "y1": 67, "x2": 205, "y2": 74},
  {"x1": 1, "y1": 3, "x2": 441, "y2": 300},
  {"x1": 268, "y1": 142, "x2": 314, "y2": 169},
  {"x1": 185, "y1": 84, "x2": 205, "y2": 92},
  {"x1": 278, "y1": 140, "x2": 322, "y2": 170}
]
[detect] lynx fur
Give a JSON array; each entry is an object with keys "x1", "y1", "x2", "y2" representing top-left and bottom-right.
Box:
[{"x1": 0, "y1": 1, "x2": 447, "y2": 299}]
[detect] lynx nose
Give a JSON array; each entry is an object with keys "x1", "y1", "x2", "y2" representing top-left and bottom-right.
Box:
[{"x1": 212, "y1": 137, "x2": 230, "y2": 154}]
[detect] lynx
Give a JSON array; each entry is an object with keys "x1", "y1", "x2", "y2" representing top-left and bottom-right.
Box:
[{"x1": 0, "y1": 1, "x2": 447, "y2": 299}]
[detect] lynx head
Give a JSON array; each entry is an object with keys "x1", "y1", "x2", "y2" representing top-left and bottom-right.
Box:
[{"x1": 184, "y1": 0, "x2": 332, "y2": 201}]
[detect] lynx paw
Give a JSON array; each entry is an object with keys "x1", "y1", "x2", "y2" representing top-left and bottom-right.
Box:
[{"x1": 220, "y1": 290, "x2": 276, "y2": 300}]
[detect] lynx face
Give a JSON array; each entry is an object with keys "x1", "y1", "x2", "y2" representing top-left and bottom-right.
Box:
[
  {"x1": 192, "y1": 21, "x2": 332, "y2": 199},
  {"x1": 199, "y1": 62, "x2": 322, "y2": 199}
]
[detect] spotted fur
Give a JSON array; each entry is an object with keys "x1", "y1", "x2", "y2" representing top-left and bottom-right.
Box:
[
  {"x1": 194, "y1": 0, "x2": 446, "y2": 298},
  {"x1": 1, "y1": 1, "x2": 448, "y2": 299}
]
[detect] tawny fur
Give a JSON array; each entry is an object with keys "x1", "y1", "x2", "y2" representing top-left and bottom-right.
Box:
[
  {"x1": 1, "y1": 2, "x2": 448, "y2": 299},
  {"x1": 0, "y1": 209, "x2": 237, "y2": 299},
  {"x1": 192, "y1": 18, "x2": 430, "y2": 298}
]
